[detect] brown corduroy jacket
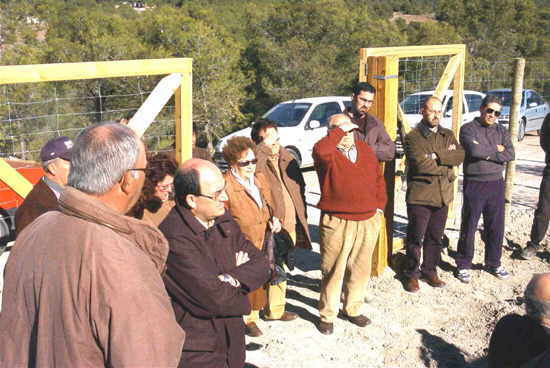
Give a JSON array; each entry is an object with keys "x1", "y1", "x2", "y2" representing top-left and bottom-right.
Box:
[{"x1": 0, "y1": 187, "x2": 185, "y2": 367}]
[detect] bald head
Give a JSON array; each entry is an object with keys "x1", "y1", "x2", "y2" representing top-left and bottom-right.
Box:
[
  {"x1": 524, "y1": 273, "x2": 550, "y2": 325},
  {"x1": 328, "y1": 113, "x2": 352, "y2": 129},
  {"x1": 421, "y1": 96, "x2": 443, "y2": 128}
]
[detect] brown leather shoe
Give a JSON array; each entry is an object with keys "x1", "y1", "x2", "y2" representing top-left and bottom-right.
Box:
[
  {"x1": 245, "y1": 322, "x2": 263, "y2": 337},
  {"x1": 422, "y1": 274, "x2": 446, "y2": 288},
  {"x1": 264, "y1": 311, "x2": 298, "y2": 322},
  {"x1": 404, "y1": 277, "x2": 420, "y2": 293},
  {"x1": 346, "y1": 314, "x2": 371, "y2": 327},
  {"x1": 317, "y1": 321, "x2": 334, "y2": 335}
]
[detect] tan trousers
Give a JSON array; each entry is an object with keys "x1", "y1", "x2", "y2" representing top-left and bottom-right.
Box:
[
  {"x1": 319, "y1": 213, "x2": 381, "y2": 323},
  {"x1": 245, "y1": 231, "x2": 295, "y2": 322}
]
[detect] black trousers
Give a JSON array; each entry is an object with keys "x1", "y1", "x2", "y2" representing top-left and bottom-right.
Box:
[
  {"x1": 456, "y1": 179, "x2": 505, "y2": 270},
  {"x1": 405, "y1": 204, "x2": 448, "y2": 279},
  {"x1": 530, "y1": 173, "x2": 550, "y2": 245}
]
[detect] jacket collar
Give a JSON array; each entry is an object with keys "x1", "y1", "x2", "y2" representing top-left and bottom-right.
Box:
[
  {"x1": 418, "y1": 121, "x2": 453, "y2": 138},
  {"x1": 59, "y1": 187, "x2": 169, "y2": 273},
  {"x1": 174, "y1": 203, "x2": 233, "y2": 238}
]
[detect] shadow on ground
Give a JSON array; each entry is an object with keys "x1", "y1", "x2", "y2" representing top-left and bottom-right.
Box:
[{"x1": 417, "y1": 329, "x2": 487, "y2": 368}]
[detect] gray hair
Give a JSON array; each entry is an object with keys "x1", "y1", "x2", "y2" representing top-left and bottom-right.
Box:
[
  {"x1": 524, "y1": 273, "x2": 550, "y2": 322},
  {"x1": 68, "y1": 122, "x2": 141, "y2": 195},
  {"x1": 42, "y1": 158, "x2": 57, "y2": 171}
]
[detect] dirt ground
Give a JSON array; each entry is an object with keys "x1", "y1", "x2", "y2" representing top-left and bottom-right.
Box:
[
  {"x1": 0, "y1": 135, "x2": 548, "y2": 368},
  {"x1": 244, "y1": 134, "x2": 548, "y2": 368}
]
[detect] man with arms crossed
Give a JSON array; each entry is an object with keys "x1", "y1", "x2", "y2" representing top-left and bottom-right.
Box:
[
  {"x1": 455, "y1": 95, "x2": 515, "y2": 283},
  {"x1": 160, "y1": 159, "x2": 270, "y2": 368},
  {"x1": 403, "y1": 96, "x2": 464, "y2": 292}
]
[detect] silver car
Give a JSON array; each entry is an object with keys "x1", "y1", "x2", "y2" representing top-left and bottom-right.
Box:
[{"x1": 487, "y1": 88, "x2": 549, "y2": 141}]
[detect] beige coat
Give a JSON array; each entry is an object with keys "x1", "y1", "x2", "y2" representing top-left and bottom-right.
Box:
[
  {"x1": 255, "y1": 144, "x2": 312, "y2": 249},
  {"x1": 224, "y1": 171, "x2": 273, "y2": 309},
  {"x1": 0, "y1": 187, "x2": 185, "y2": 367}
]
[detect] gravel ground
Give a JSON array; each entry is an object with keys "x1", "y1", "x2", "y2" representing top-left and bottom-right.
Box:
[
  {"x1": 245, "y1": 134, "x2": 548, "y2": 368},
  {"x1": 0, "y1": 135, "x2": 548, "y2": 368}
]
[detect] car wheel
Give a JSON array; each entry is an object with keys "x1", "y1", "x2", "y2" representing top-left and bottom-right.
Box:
[
  {"x1": 518, "y1": 119, "x2": 526, "y2": 141},
  {"x1": 286, "y1": 147, "x2": 302, "y2": 167}
]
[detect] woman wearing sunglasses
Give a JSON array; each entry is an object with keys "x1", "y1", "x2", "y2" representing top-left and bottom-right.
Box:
[{"x1": 222, "y1": 136, "x2": 282, "y2": 338}]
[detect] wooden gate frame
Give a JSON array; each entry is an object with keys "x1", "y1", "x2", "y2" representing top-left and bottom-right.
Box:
[
  {"x1": 359, "y1": 45, "x2": 466, "y2": 275},
  {"x1": 0, "y1": 58, "x2": 192, "y2": 199}
]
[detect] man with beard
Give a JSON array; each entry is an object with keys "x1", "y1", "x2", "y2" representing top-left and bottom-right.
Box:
[
  {"x1": 345, "y1": 82, "x2": 395, "y2": 162},
  {"x1": 455, "y1": 95, "x2": 515, "y2": 283},
  {"x1": 402, "y1": 96, "x2": 464, "y2": 292}
]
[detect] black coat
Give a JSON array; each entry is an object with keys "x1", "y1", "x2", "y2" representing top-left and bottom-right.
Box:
[{"x1": 159, "y1": 205, "x2": 270, "y2": 368}]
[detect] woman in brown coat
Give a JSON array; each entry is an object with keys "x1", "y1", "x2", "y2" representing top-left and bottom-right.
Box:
[{"x1": 222, "y1": 136, "x2": 281, "y2": 337}]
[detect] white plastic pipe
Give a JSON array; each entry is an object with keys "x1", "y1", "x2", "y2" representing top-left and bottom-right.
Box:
[{"x1": 128, "y1": 73, "x2": 183, "y2": 138}]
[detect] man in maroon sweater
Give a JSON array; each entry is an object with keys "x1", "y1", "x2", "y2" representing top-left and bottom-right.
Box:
[{"x1": 313, "y1": 114, "x2": 387, "y2": 335}]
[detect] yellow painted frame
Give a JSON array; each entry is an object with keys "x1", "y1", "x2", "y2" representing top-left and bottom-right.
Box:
[
  {"x1": 359, "y1": 45, "x2": 466, "y2": 275},
  {"x1": 0, "y1": 58, "x2": 193, "y2": 198}
]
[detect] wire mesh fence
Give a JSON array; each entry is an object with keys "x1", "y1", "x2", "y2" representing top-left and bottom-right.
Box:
[{"x1": 0, "y1": 76, "x2": 177, "y2": 162}]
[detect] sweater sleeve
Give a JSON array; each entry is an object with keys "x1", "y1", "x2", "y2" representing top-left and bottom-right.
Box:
[
  {"x1": 374, "y1": 125, "x2": 396, "y2": 162},
  {"x1": 376, "y1": 163, "x2": 387, "y2": 211},
  {"x1": 460, "y1": 124, "x2": 499, "y2": 160},
  {"x1": 541, "y1": 114, "x2": 550, "y2": 153},
  {"x1": 495, "y1": 127, "x2": 515, "y2": 163},
  {"x1": 313, "y1": 128, "x2": 346, "y2": 163}
]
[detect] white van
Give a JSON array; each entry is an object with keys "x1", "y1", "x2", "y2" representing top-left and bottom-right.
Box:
[
  {"x1": 214, "y1": 96, "x2": 351, "y2": 168},
  {"x1": 400, "y1": 90, "x2": 485, "y2": 130}
]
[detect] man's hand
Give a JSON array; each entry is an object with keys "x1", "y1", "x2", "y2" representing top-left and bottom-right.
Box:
[
  {"x1": 496, "y1": 144, "x2": 505, "y2": 152},
  {"x1": 448, "y1": 144, "x2": 456, "y2": 151},
  {"x1": 235, "y1": 251, "x2": 249, "y2": 266},
  {"x1": 338, "y1": 122, "x2": 359, "y2": 133},
  {"x1": 269, "y1": 217, "x2": 282, "y2": 233},
  {"x1": 218, "y1": 273, "x2": 240, "y2": 287}
]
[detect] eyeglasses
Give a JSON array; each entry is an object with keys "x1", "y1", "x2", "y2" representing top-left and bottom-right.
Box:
[
  {"x1": 197, "y1": 186, "x2": 226, "y2": 202},
  {"x1": 485, "y1": 108, "x2": 501, "y2": 117},
  {"x1": 236, "y1": 159, "x2": 258, "y2": 167}
]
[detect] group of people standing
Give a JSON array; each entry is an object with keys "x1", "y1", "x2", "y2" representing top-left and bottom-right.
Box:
[{"x1": 0, "y1": 81, "x2": 548, "y2": 367}]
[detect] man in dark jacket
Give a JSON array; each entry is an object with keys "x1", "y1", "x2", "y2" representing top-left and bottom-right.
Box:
[
  {"x1": 345, "y1": 82, "x2": 395, "y2": 162},
  {"x1": 456, "y1": 95, "x2": 515, "y2": 283},
  {"x1": 15, "y1": 136, "x2": 73, "y2": 236},
  {"x1": 160, "y1": 159, "x2": 270, "y2": 368},
  {"x1": 521, "y1": 114, "x2": 550, "y2": 259},
  {"x1": 251, "y1": 119, "x2": 311, "y2": 322},
  {"x1": 403, "y1": 96, "x2": 464, "y2": 292}
]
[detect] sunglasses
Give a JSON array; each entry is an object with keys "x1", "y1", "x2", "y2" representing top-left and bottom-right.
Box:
[
  {"x1": 236, "y1": 159, "x2": 258, "y2": 167},
  {"x1": 485, "y1": 108, "x2": 501, "y2": 117}
]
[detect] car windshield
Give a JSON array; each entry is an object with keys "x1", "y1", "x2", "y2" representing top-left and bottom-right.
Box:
[
  {"x1": 401, "y1": 94, "x2": 430, "y2": 114},
  {"x1": 263, "y1": 103, "x2": 311, "y2": 127}
]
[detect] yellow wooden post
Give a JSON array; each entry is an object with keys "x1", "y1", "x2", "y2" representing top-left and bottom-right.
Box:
[
  {"x1": 175, "y1": 70, "x2": 193, "y2": 164},
  {"x1": 365, "y1": 55, "x2": 399, "y2": 275},
  {"x1": 433, "y1": 54, "x2": 462, "y2": 99}
]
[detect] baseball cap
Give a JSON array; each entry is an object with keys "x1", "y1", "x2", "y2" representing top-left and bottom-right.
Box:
[{"x1": 40, "y1": 136, "x2": 73, "y2": 162}]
